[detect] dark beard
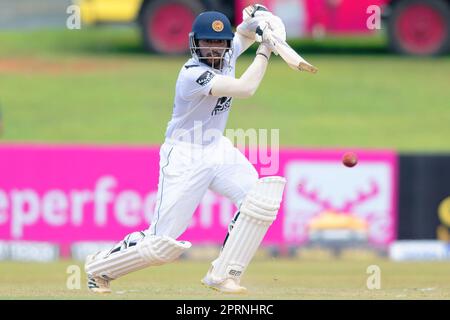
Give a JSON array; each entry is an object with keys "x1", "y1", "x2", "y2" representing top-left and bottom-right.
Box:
[{"x1": 204, "y1": 57, "x2": 223, "y2": 69}]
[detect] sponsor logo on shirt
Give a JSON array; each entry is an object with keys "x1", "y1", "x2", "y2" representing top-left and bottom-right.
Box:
[
  {"x1": 212, "y1": 96, "x2": 232, "y2": 116},
  {"x1": 196, "y1": 71, "x2": 215, "y2": 86}
]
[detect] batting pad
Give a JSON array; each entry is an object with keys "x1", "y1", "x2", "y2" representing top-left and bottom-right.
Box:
[
  {"x1": 85, "y1": 235, "x2": 191, "y2": 280},
  {"x1": 209, "y1": 176, "x2": 286, "y2": 282}
]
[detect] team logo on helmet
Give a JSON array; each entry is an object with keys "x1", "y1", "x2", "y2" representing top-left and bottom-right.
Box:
[{"x1": 212, "y1": 20, "x2": 224, "y2": 32}]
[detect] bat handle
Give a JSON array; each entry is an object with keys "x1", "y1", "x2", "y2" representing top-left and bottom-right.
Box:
[{"x1": 267, "y1": 32, "x2": 279, "y2": 56}]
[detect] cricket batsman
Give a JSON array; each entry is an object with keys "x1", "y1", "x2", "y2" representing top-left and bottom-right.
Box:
[{"x1": 85, "y1": 4, "x2": 287, "y2": 294}]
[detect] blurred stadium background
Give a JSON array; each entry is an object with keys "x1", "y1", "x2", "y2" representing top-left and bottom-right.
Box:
[{"x1": 0, "y1": 0, "x2": 449, "y2": 299}]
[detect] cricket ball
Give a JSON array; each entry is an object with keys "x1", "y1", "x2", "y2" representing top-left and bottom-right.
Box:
[{"x1": 342, "y1": 152, "x2": 358, "y2": 167}]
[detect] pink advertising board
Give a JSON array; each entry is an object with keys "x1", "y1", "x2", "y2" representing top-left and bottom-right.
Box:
[
  {"x1": 234, "y1": 0, "x2": 388, "y2": 35},
  {"x1": 0, "y1": 144, "x2": 397, "y2": 249}
]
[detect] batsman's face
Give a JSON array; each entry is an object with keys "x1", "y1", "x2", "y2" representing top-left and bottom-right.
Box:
[{"x1": 198, "y1": 39, "x2": 227, "y2": 68}]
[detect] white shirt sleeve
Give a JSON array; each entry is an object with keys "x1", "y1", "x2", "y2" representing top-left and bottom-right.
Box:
[
  {"x1": 210, "y1": 44, "x2": 271, "y2": 99},
  {"x1": 178, "y1": 66, "x2": 217, "y2": 101}
]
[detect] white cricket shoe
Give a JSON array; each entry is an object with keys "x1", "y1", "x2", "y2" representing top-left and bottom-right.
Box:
[
  {"x1": 85, "y1": 253, "x2": 112, "y2": 294},
  {"x1": 201, "y1": 271, "x2": 247, "y2": 294}
]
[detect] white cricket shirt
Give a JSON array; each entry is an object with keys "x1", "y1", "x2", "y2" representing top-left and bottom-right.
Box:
[{"x1": 165, "y1": 39, "x2": 244, "y2": 145}]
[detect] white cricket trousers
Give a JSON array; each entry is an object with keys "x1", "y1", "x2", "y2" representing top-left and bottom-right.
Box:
[{"x1": 148, "y1": 135, "x2": 258, "y2": 239}]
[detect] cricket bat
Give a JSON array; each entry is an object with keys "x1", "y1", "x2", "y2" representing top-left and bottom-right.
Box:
[
  {"x1": 242, "y1": 4, "x2": 318, "y2": 74},
  {"x1": 269, "y1": 32, "x2": 318, "y2": 74}
]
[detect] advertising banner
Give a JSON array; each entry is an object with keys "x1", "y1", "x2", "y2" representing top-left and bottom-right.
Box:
[{"x1": 0, "y1": 144, "x2": 398, "y2": 251}]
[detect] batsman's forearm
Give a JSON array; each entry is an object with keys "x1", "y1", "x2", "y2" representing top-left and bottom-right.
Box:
[{"x1": 211, "y1": 45, "x2": 271, "y2": 99}]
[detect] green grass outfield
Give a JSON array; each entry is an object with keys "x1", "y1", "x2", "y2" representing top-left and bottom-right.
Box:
[
  {"x1": 0, "y1": 27, "x2": 449, "y2": 150},
  {"x1": 1, "y1": 29, "x2": 449, "y2": 301},
  {"x1": 1, "y1": 258, "x2": 450, "y2": 299}
]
